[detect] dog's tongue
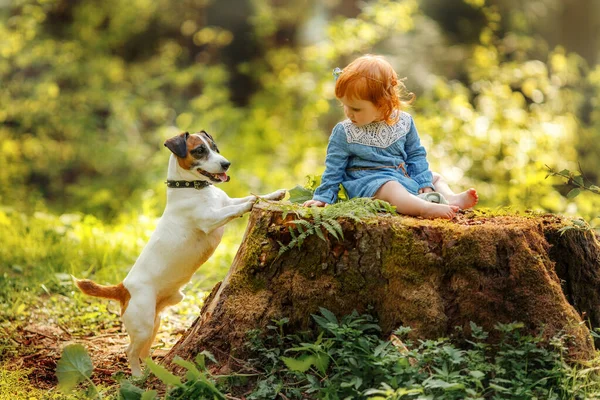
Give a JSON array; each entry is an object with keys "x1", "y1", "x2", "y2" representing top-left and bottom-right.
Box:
[{"x1": 217, "y1": 172, "x2": 229, "y2": 182}]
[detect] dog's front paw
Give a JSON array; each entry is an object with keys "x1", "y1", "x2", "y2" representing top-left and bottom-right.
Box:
[
  {"x1": 240, "y1": 200, "x2": 255, "y2": 215},
  {"x1": 263, "y1": 189, "x2": 286, "y2": 201}
]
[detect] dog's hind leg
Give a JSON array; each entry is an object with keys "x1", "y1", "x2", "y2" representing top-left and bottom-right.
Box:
[
  {"x1": 140, "y1": 313, "x2": 161, "y2": 361},
  {"x1": 122, "y1": 294, "x2": 156, "y2": 377},
  {"x1": 137, "y1": 292, "x2": 184, "y2": 365}
]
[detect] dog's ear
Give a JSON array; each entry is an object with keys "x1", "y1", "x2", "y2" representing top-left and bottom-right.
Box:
[
  {"x1": 201, "y1": 130, "x2": 214, "y2": 141},
  {"x1": 164, "y1": 132, "x2": 189, "y2": 158}
]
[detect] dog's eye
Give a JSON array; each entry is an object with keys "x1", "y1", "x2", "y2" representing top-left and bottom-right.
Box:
[{"x1": 191, "y1": 145, "x2": 208, "y2": 157}]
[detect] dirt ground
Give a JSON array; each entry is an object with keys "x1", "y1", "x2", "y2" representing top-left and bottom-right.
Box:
[
  {"x1": 1, "y1": 297, "x2": 195, "y2": 392},
  {"x1": 6, "y1": 322, "x2": 133, "y2": 390}
]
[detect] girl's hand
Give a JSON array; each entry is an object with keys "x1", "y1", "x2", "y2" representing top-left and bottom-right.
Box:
[
  {"x1": 303, "y1": 199, "x2": 328, "y2": 207},
  {"x1": 419, "y1": 187, "x2": 434, "y2": 194}
]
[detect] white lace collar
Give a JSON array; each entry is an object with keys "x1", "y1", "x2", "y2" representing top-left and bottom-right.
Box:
[{"x1": 341, "y1": 111, "x2": 411, "y2": 148}]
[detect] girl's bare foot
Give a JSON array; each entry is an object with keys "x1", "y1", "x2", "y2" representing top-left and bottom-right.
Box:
[
  {"x1": 421, "y1": 203, "x2": 459, "y2": 219},
  {"x1": 447, "y1": 188, "x2": 478, "y2": 210}
]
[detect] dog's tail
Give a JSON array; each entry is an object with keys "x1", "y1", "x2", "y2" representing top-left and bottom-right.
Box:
[{"x1": 73, "y1": 277, "x2": 130, "y2": 312}]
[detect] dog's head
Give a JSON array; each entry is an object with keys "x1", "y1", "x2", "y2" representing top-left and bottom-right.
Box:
[{"x1": 164, "y1": 131, "x2": 231, "y2": 183}]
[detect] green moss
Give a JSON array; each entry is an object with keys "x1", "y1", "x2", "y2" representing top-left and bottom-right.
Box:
[
  {"x1": 228, "y1": 216, "x2": 272, "y2": 293},
  {"x1": 381, "y1": 225, "x2": 435, "y2": 285}
]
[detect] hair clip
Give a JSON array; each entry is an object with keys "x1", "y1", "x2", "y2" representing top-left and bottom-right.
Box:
[{"x1": 332, "y1": 67, "x2": 343, "y2": 81}]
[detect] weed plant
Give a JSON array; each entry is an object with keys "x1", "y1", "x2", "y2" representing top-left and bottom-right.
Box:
[
  {"x1": 241, "y1": 309, "x2": 600, "y2": 400},
  {"x1": 53, "y1": 308, "x2": 600, "y2": 399}
]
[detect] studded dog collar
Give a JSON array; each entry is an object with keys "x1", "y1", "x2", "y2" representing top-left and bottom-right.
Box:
[{"x1": 165, "y1": 180, "x2": 212, "y2": 190}]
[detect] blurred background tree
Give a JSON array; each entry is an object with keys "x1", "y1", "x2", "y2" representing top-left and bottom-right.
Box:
[{"x1": 1, "y1": 0, "x2": 599, "y2": 220}]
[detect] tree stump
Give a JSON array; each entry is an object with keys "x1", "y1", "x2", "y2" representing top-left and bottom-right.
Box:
[{"x1": 164, "y1": 202, "x2": 600, "y2": 368}]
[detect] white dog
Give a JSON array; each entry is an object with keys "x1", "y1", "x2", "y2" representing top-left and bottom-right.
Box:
[{"x1": 75, "y1": 131, "x2": 285, "y2": 376}]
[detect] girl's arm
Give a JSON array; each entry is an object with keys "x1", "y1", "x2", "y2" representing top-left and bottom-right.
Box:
[
  {"x1": 404, "y1": 118, "x2": 434, "y2": 191},
  {"x1": 310, "y1": 124, "x2": 350, "y2": 205}
]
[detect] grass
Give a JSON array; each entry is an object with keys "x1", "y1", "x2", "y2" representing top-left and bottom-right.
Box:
[
  {"x1": 0, "y1": 367, "x2": 71, "y2": 400},
  {"x1": 0, "y1": 201, "x2": 246, "y2": 397}
]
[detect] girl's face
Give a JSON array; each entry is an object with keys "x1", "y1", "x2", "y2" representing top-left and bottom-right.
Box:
[{"x1": 339, "y1": 96, "x2": 382, "y2": 127}]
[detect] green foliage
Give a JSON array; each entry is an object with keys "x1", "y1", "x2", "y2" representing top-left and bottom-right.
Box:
[
  {"x1": 546, "y1": 166, "x2": 600, "y2": 198},
  {"x1": 243, "y1": 309, "x2": 600, "y2": 399},
  {"x1": 277, "y1": 198, "x2": 396, "y2": 256},
  {"x1": 287, "y1": 185, "x2": 315, "y2": 204},
  {"x1": 287, "y1": 175, "x2": 348, "y2": 204},
  {"x1": 546, "y1": 165, "x2": 600, "y2": 233},
  {"x1": 2, "y1": 0, "x2": 600, "y2": 221},
  {"x1": 117, "y1": 353, "x2": 228, "y2": 400},
  {"x1": 56, "y1": 344, "x2": 100, "y2": 398}
]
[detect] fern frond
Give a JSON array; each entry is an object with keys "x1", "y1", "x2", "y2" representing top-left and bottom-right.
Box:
[
  {"x1": 322, "y1": 221, "x2": 340, "y2": 240},
  {"x1": 276, "y1": 197, "x2": 395, "y2": 257},
  {"x1": 314, "y1": 224, "x2": 326, "y2": 241},
  {"x1": 328, "y1": 220, "x2": 344, "y2": 240},
  {"x1": 293, "y1": 219, "x2": 313, "y2": 229}
]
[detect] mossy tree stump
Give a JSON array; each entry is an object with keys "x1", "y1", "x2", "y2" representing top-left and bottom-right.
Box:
[{"x1": 164, "y1": 202, "x2": 600, "y2": 368}]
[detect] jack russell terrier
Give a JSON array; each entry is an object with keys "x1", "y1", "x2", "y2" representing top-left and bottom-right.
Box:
[{"x1": 75, "y1": 131, "x2": 285, "y2": 376}]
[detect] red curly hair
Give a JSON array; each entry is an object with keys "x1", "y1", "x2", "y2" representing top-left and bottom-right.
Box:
[{"x1": 334, "y1": 55, "x2": 415, "y2": 125}]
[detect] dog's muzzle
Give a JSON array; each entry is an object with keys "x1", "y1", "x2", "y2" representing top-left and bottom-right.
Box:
[{"x1": 197, "y1": 169, "x2": 230, "y2": 182}]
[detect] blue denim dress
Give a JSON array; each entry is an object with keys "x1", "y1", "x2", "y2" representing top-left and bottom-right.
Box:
[{"x1": 313, "y1": 112, "x2": 434, "y2": 204}]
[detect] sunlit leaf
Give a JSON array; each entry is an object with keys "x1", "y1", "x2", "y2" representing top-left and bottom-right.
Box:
[
  {"x1": 145, "y1": 358, "x2": 182, "y2": 387},
  {"x1": 56, "y1": 344, "x2": 93, "y2": 392},
  {"x1": 313, "y1": 353, "x2": 330, "y2": 375},
  {"x1": 288, "y1": 185, "x2": 314, "y2": 204},
  {"x1": 281, "y1": 355, "x2": 316, "y2": 372},
  {"x1": 567, "y1": 188, "x2": 581, "y2": 199},
  {"x1": 119, "y1": 381, "x2": 145, "y2": 400},
  {"x1": 173, "y1": 356, "x2": 201, "y2": 380},
  {"x1": 141, "y1": 391, "x2": 158, "y2": 400}
]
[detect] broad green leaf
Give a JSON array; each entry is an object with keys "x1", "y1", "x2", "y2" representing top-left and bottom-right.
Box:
[
  {"x1": 425, "y1": 379, "x2": 465, "y2": 390},
  {"x1": 574, "y1": 175, "x2": 584, "y2": 186},
  {"x1": 173, "y1": 356, "x2": 201, "y2": 380},
  {"x1": 318, "y1": 307, "x2": 338, "y2": 324},
  {"x1": 354, "y1": 376, "x2": 363, "y2": 389},
  {"x1": 359, "y1": 323, "x2": 382, "y2": 332},
  {"x1": 311, "y1": 314, "x2": 332, "y2": 330},
  {"x1": 374, "y1": 341, "x2": 388, "y2": 357},
  {"x1": 313, "y1": 353, "x2": 330, "y2": 375},
  {"x1": 567, "y1": 188, "x2": 581, "y2": 199},
  {"x1": 56, "y1": 344, "x2": 93, "y2": 392},
  {"x1": 469, "y1": 370, "x2": 485, "y2": 379},
  {"x1": 141, "y1": 391, "x2": 158, "y2": 400},
  {"x1": 281, "y1": 355, "x2": 316, "y2": 372},
  {"x1": 489, "y1": 383, "x2": 510, "y2": 392},
  {"x1": 119, "y1": 381, "x2": 150, "y2": 400},
  {"x1": 145, "y1": 358, "x2": 182, "y2": 387},
  {"x1": 288, "y1": 185, "x2": 314, "y2": 204}
]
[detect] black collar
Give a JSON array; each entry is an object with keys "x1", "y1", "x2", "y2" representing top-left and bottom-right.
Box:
[{"x1": 165, "y1": 180, "x2": 212, "y2": 190}]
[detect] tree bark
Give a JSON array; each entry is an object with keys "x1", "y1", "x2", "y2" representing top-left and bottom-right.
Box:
[{"x1": 164, "y1": 203, "x2": 599, "y2": 368}]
